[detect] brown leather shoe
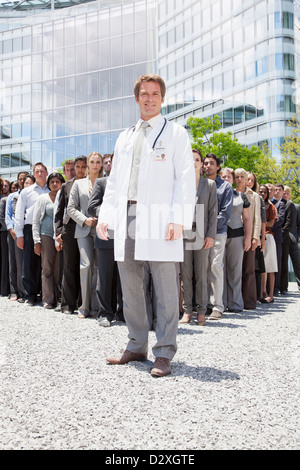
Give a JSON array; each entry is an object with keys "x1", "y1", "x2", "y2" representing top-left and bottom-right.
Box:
[
  {"x1": 106, "y1": 349, "x2": 147, "y2": 365},
  {"x1": 151, "y1": 357, "x2": 171, "y2": 377}
]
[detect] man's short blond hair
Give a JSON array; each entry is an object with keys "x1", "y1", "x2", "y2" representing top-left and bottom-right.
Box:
[{"x1": 134, "y1": 74, "x2": 166, "y2": 100}]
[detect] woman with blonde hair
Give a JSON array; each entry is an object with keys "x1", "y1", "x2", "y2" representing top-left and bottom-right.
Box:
[
  {"x1": 67, "y1": 151, "x2": 103, "y2": 318},
  {"x1": 220, "y1": 167, "x2": 251, "y2": 313}
]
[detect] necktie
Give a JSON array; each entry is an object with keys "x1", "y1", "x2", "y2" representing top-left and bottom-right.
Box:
[{"x1": 128, "y1": 121, "x2": 150, "y2": 201}]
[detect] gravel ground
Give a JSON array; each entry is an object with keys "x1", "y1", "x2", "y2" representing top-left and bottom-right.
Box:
[{"x1": 0, "y1": 283, "x2": 299, "y2": 451}]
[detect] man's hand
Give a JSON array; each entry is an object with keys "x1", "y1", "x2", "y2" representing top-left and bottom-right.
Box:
[
  {"x1": 9, "y1": 228, "x2": 16, "y2": 240},
  {"x1": 16, "y1": 236, "x2": 24, "y2": 250},
  {"x1": 56, "y1": 234, "x2": 63, "y2": 252},
  {"x1": 203, "y1": 237, "x2": 214, "y2": 249},
  {"x1": 34, "y1": 243, "x2": 42, "y2": 256},
  {"x1": 165, "y1": 223, "x2": 183, "y2": 241},
  {"x1": 96, "y1": 222, "x2": 109, "y2": 241}
]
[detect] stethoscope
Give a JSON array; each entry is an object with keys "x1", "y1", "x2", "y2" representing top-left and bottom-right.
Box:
[{"x1": 129, "y1": 117, "x2": 167, "y2": 150}]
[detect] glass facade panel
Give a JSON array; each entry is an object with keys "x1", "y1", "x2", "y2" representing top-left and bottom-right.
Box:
[
  {"x1": 157, "y1": 0, "x2": 299, "y2": 155},
  {"x1": 0, "y1": 0, "x2": 157, "y2": 176},
  {"x1": 0, "y1": 0, "x2": 299, "y2": 178}
]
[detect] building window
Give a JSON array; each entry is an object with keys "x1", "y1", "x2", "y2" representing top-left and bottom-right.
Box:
[
  {"x1": 275, "y1": 53, "x2": 294, "y2": 71},
  {"x1": 274, "y1": 12, "x2": 294, "y2": 30}
]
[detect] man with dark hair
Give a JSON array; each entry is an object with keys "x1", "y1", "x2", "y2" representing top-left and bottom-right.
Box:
[
  {"x1": 102, "y1": 154, "x2": 113, "y2": 177},
  {"x1": 280, "y1": 186, "x2": 300, "y2": 293},
  {"x1": 15, "y1": 162, "x2": 49, "y2": 305},
  {"x1": 54, "y1": 155, "x2": 87, "y2": 314},
  {"x1": 271, "y1": 183, "x2": 286, "y2": 295},
  {"x1": 63, "y1": 159, "x2": 75, "y2": 182},
  {"x1": 203, "y1": 153, "x2": 233, "y2": 319}
]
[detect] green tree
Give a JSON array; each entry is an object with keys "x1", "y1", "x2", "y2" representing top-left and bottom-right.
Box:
[
  {"x1": 279, "y1": 115, "x2": 300, "y2": 203},
  {"x1": 187, "y1": 115, "x2": 275, "y2": 174},
  {"x1": 253, "y1": 143, "x2": 281, "y2": 185}
]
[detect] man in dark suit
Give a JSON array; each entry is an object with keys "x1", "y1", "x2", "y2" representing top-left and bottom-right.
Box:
[
  {"x1": 271, "y1": 183, "x2": 286, "y2": 295},
  {"x1": 280, "y1": 186, "x2": 300, "y2": 292},
  {"x1": 296, "y1": 203, "x2": 300, "y2": 242},
  {"x1": 54, "y1": 155, "x2": 87, "y2": 314},
  {"x1": 87, "y1": 155, "x2": 123, "y2": 327}
]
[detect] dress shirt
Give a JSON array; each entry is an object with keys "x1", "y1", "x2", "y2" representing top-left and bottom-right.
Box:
[
  {"x1": 5, "y1": 190, "x2": 20, "y2": 230},
  {"x1": 128, "y1": 114, "x2": 162, "y2": 201},
  {"x1": 215, "y1": 175, "x2": 233, "y2": 234},
  {"x1": 14, "y1": 183, "x2": 50, "y2": 238}
]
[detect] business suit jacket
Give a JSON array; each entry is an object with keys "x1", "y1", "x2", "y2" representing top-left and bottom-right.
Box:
[
  {"x1": 296, "y1": 203, "x2": 300, "y2": 240},
  {"x1": 87, "y1": 177, "x2": 114, "y2": 249},
  {"x1": 283, "y1": 200, "x2": 298, "y2": 243},
  {"x1": 67, "y1": 176, "x2": 94, "y2": 239},
  {"x1": 55, "y1": 177, "x2": 77, "y2": 238},
  {"x1": 184, "y1": 176, "x2": 217, "y2": 250},
  {"x1": 271, "y1": 198, "x2": 286, "y2": 244}
]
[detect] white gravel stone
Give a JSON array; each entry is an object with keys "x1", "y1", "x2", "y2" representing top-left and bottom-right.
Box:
[{"x1": 0, "y1": 283, "x2": 299, "y2": 450}]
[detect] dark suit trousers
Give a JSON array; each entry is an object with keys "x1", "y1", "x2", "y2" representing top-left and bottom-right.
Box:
[
  {"x1": 274, "y1": 242, "x2": 282, "y2": 292},
  {"x1": 7, "y1": 231, "x2": 18, "y2": 296},
  {"x1": 61, "y1": 233, "x2": 81, "y2": 311},
  {"x1": 242, "y1": 249, "x2": 257, "y2": 309},
  {"x1": 22, "y1": 224, "x2": 41, "y2": 301},
  {"x1": 281, "y1": 237, "x2": 300, "y2": 290},
  {"x1": 0, "y1": 231, "x2": 10, "y2": 296},
  {"x1": 97, "y1": 247, "x2": 122, "y2": 321}
]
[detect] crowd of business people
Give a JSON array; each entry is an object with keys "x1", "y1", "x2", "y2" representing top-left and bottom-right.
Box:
[
  {"x1": 0, "y1": 152, "x2": 300, "y2": 327},
  {"x1": 0, "y1": 154, "x2": 124, "y2": 327}
]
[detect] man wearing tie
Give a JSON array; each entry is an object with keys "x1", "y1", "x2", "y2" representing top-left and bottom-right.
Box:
[{"x1": 97, "y1": 74, "x2": 195, "y2": 377}]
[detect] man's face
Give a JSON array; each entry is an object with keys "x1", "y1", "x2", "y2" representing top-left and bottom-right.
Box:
[
  {"x1": 103, "y1": 157, "x2": 112, "y2": 176},
  {"x1": 203, "y1": 157, "x2": 219, "y2": 179},
  {"x1": 283, "y1": 189, "x2": 291, "y2": 201},
  {"x1": 74, "y1": 160, "x2": 87, "y2": 179},
  {"x1": 235, "y1": 173, "x2": 247, "y2": 192},
  {"x1": 136, "y1": 81, "x2": 164, "y2": 121},
  {"x1": 266, "y1": 184, "x2": 275, "y2": 199},
  {"x1": 64, "y1": 164, "x2": 75, "y2": 181},
  {"x1": 17, "y1": 173, "x2": 27, "y2": 190},
  {"x1": 274, "y1": 186, "x2": 283, "y2": 201},
  {"x1": 33, "y1": 165, "x2": 48, "y2": 186}
]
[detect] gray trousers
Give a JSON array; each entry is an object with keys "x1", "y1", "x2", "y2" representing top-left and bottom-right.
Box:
[
  {"x1": 77, "y1": 232, "x2": 99, "y2": 316},
  {"x1": 223, "y1": 236, "x2": 244, "y2": 311},
  {"x1": 208, "y1": 232, "x2": 227, "y2": 313},
  {"x1": 117, "y1": 205, "x2": 179, "y2": 360},
  {"x1": 180, "y1": 246, "x2": 210, "y2": 315},
  {"x1": 14, "y1": 236, "x2": 26, "y2": 299}
]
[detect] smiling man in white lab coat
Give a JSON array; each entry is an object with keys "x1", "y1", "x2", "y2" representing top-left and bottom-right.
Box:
[{"x1": 97, "y1": 74, "x2": 195, "y2": 377}]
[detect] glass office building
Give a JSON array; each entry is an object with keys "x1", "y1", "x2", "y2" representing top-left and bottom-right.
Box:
[
  {"x1": 0, "y1": 0, "x2": 157, "y2": 178},
  {"x1": 158, "y1": 0, "x2": 300, "y2": 160},
  {"x1": 0, "y1": 0, "x2": 299, "y2": 179}
]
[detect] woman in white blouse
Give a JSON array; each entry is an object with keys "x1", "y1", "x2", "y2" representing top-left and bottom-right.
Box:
[{"x1": 67, "y1": 152, "x2": 103, "y2": 318}]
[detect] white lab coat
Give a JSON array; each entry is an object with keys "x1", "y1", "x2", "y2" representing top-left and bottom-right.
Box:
[{"x1": 99, "y1": 115, "x2": 196, "y2": 262}]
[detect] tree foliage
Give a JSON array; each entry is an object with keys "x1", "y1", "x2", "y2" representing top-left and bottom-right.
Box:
[
  {"x1": 278, "y1": 116, "x2": 300, "y2": 203},
  {"x1": 187, "y1": 115, "x2": 267, "y2": 172},
  {"x1": 187, "y1": 114, "x2": 300, "y2": 203}
]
